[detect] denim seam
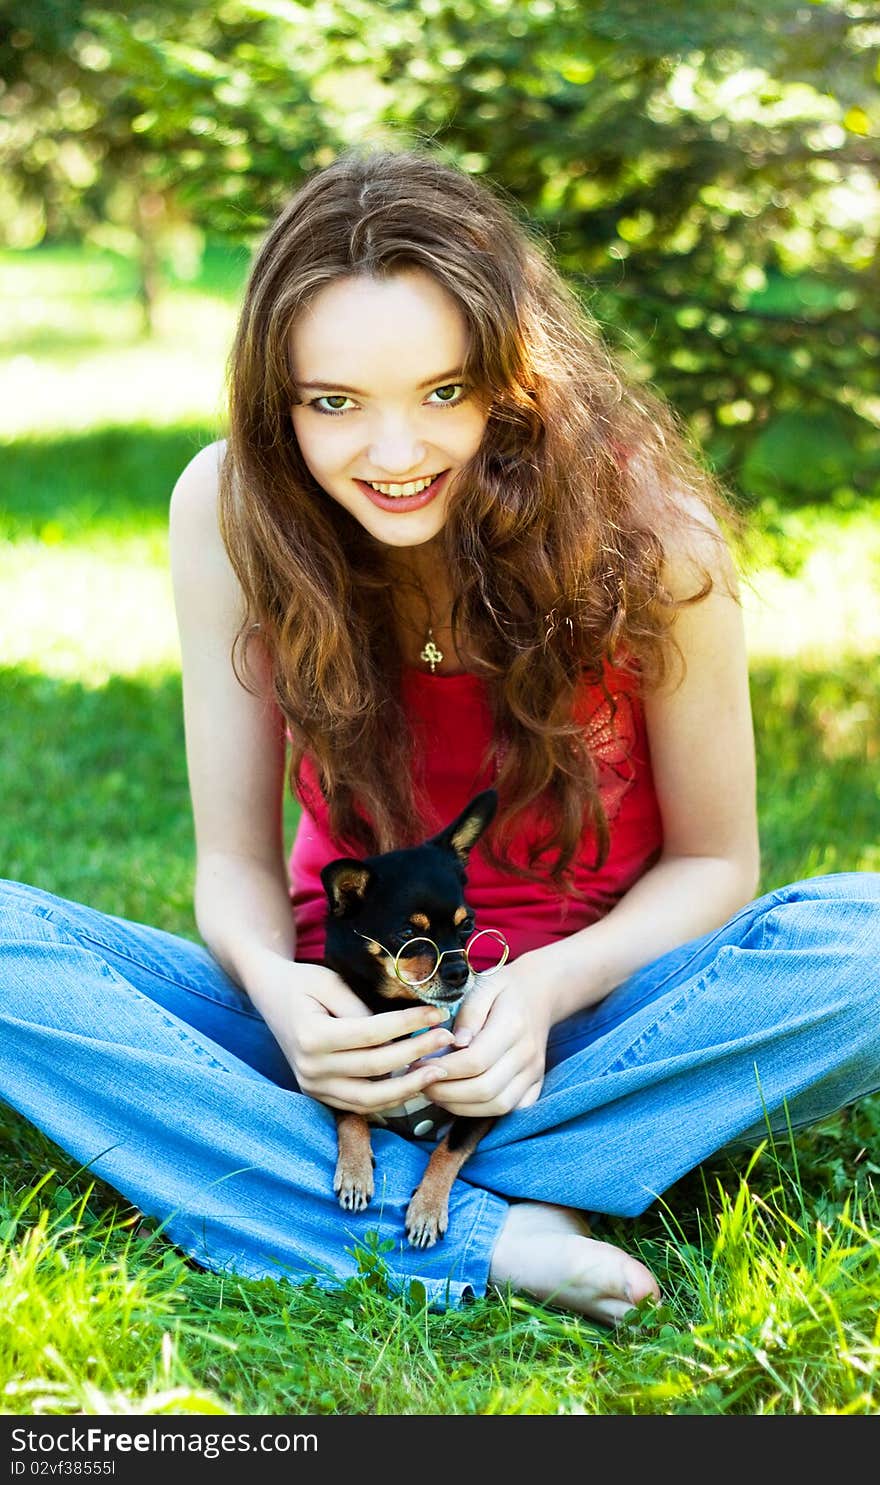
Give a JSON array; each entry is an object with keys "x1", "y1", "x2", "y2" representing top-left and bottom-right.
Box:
[
  {"x1": 757, "y1": 896, "x2": 793, "y2": 953},
  {"x1": 549, "y1": 887, "x2": 795, "y2": 1060},
  {"x1": 600, "y1": 958, "x2": 724, "y2": 1077},
  {"x1": 721, "y1": 1080, "x2": 880, "y2": 1153},
  {"x1": 595, "y1": 892, "x2": 821, "y2": 1077},
  {"x1": 457, "y1": 1186, "x2": 508, "y2": 1302},
  {"x1": 77, "y1": 930, "x2": 263, "y2": 1022},
  {"x1": 19, "y1": 905, "x2": 236, "y2": 1074},
  {"x1": 22, "y1": 900, "x2": 263, "y2": 1026}
]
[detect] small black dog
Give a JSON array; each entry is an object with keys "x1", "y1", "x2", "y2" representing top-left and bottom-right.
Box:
[{"x1": 320, "y1": 788, "x2": 499, "y2": 1248}]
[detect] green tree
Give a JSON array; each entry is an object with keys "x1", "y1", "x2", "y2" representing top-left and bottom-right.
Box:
[
  {"x1": 3, "y1": 0, "x2": 877, "y2": 499},
  {"x1": 0, "y1": 0, "x2": 337, "y2": 328}
]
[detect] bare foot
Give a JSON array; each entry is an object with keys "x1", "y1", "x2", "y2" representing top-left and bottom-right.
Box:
[{"x1": 488, "y1": 1200, "x2": 660, "y2": 1326}]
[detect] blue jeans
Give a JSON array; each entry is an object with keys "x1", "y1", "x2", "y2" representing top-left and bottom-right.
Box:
[{"x1": 1, "y1": 872, "x2": 878, "y2": 1309}]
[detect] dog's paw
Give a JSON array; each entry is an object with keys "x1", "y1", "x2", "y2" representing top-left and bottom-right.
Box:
[
  {"x1": 405, "y1": 1190, "x2": 448, "y2": 1248},
  {"x1": 334, "y1": 1156, "x2": 374, "y2": 1212}
]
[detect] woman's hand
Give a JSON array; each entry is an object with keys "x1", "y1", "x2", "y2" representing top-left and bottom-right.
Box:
[
  {"x1": 418, "y1": 951, "x2": 558, "y2": 1117},
  {"x1": 250, "y1": 957, "x2": 456, "y2": 1115}
]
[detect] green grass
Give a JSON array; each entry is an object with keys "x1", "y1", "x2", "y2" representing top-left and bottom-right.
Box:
[{"x1": 1, "y1": 243, "x2": 879, "y2": 1417}]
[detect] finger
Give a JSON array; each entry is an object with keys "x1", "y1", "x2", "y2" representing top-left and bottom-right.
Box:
[
  {"x1": 312, "y1": 1028, "x2": 454, "y2": 1078},
  {"x1": 331, "y1": 1062, "x2": 449, "y2": 1115},
  {"x1": 310, "y1": 1003, "x2": 452, "y2": 1053},
  {"x1": 515, "y1": 1080, "x2": 543, "y2": 1109},
  {"x1": 292, "y1": 963, "x2": 377, "y2": 1020},
  {"x1": 451, "y1": 981, "x2": 500, "y2": 1046},
  {"x1": 424, "y1": 1046, "x2": 525, "y2": 1111},
  {"x1": 424, "y1": 1016, "x2": 515, "y2": 1082},
  {"x1": 425, "y1": 1068, "x2": 534, "y2": 1119},
  {"x1": 315, "y1": 980, "x2": 375, "y2": 1019}
]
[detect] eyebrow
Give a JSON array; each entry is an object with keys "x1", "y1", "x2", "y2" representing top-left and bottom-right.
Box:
[{"x1": 293, "y1": 368, "x2": 465, "y2": 395}]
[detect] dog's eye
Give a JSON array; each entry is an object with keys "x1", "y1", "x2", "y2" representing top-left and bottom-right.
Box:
[
  {"x1": 459, "y1": 916, "x2": 475, "y2": 940},
  {"x1": 398, "y1": 925, "x2": 415, "y2": 940}
]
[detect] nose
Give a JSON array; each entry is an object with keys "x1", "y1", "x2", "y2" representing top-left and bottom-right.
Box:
[
  {"x1": 368, "y1": 417, "x2": 428, "y2": 476},
  {"x1": 439, "y1": 955, "x2": 469, "y2": 991}
]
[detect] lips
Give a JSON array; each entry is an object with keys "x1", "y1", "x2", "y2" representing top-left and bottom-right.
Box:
[{"x1": 354, "y1": 469, "x2": 451, "y2": 513}]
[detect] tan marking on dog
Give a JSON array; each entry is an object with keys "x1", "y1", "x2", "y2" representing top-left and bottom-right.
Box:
[
  {"x1": 376, "y1": 973, "x2": 421, "y2": 1002},
  {"x1": 453, "y1": 906, "x2": 468, "y2": 926},
  {"x1": 449, "y1": 815, "x2": 484, "y2": 860},
  {"x1": 334, "y1": 865, "x2": 370, "y2": 897},
  {"x1": 404, "y1": 1118, "x2": 496, "y2": 1248},
  {"x1": 372, "y1": 952, "x2": 426, "y2": 1002},
  {"x1": 365, "y1": 939, "x2": 382, "y2": 956},
  {"x1": 395, "y1": 950, "x2": 437, "y2": 988},
  {"x1": 409, "y1": 912, "x2": 430, "y2": 931},
  {"x1": 333, "y1": 1111, "x2": 375, "y2": 1211},
  {"x1": 327, "y1": 863, "x2": 372, "y2": 916}
]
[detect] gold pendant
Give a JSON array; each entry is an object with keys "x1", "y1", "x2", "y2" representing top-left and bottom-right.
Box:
[{"x1": 420, "y1": 628, "x2": 443, "y2": 673}]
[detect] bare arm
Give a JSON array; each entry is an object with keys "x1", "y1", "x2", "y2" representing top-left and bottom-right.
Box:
[
  {"x1": 168, "y1": 442, "x2": 454, "y2": 1109},
  {"x1": 169, "y1": 442, "x2": 297, "y2": 985}
]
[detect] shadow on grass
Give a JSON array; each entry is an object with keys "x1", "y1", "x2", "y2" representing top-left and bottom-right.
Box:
[
  {"x1": 0, "y1": 665, "x2": 197, "y2": 932},
  {"x1": 0, "y1": 664, "x2": 303, "y2": 926},
  {"x1": 1, "y1": 425, "x2": 222, "y2": 539}
]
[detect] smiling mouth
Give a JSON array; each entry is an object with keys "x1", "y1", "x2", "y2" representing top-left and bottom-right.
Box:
[{"x1": 359, "y1": 471, "x2": 448, "y2": 498}]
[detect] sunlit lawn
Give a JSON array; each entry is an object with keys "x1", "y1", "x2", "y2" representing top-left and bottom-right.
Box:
[{"x1": 1, "y1": 244, "x2": 879, "y2": 1416}]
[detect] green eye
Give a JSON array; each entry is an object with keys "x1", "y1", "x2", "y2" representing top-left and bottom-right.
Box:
[{"x1": 428, "y1": 383, "x2": 466, "y2": 405}]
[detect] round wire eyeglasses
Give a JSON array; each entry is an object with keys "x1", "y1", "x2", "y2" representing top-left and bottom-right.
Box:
[{"x1": 355, "y1": 927, "x2": 510, "y2": 988}]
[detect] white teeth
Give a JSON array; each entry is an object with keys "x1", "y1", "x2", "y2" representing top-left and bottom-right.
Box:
[{"x1": 365, "y1": 474, "x2": 440, "y2": 497}]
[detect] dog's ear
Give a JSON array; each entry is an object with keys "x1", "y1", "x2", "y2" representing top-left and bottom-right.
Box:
[
  {"x1": 320, "y1": 857, "x2": 374, "y2": 917},
  {"x1": 429, "y1": 788, "x2": 498, "y2": 869}
]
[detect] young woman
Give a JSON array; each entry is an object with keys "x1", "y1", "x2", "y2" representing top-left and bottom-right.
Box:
[{"x1": 2, "y1": 149, "x2": 878, "y2": 1326}]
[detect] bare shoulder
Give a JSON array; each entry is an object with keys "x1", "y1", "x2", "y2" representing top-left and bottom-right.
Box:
[
  {"x1": 665, "y1": 502, "x2": 739, "y2": 606},
  {"x1": 168, "y1": 439, "x2": 241, "y2": 607},
  {"x1": 629, "y1": 453, "x2": 738, "y2": 602},
  {"x1": 168, "y1": 438, "x2": 248, "y2": 649},
  {"x1": 169, "y1": 438, "x2": 227, "y2": 545}
]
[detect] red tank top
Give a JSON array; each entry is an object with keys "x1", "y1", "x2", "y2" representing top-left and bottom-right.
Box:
[{"x1": 288, "y1": 660, "x2": 663, "y2": 963}]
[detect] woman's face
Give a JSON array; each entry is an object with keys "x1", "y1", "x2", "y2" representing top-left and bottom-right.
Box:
[{"x1": 289, "y1": 269, "x2": 489, "y2": 551}]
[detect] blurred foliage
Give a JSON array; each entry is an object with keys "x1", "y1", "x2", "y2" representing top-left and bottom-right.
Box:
[
  {"x1": 1, "y1": 0, "x2": 878, "y2": 503},
  {"x1": 0, "y1": 0, "x2": 338, "y2": 327}
]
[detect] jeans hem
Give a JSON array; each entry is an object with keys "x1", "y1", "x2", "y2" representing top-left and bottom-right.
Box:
[{"x1": 164, "y1": 1187, "x2": 510, "y2": 1313}]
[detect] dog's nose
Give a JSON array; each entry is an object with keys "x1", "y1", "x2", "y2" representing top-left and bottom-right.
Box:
[{"x1": 440, "y1": 956, "x2": 469, "y2": 991}]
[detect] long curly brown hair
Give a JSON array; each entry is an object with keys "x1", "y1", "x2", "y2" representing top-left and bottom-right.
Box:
[{"x1": 220, "y1": 146, "x2": 739, "y2": 893}]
